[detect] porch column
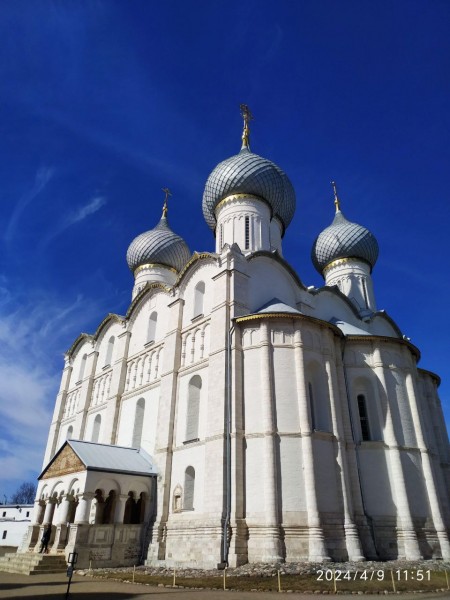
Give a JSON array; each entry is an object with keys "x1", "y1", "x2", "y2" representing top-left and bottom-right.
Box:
[
  {"x1": 93, "y1": 497, "x2": 105, "y2": 524},
  {"x1": 43, "y1": 498, "x2": 56, "y2": 525},
  {"x1": 74, "y1": 492, "x2": 94, "y2": 524},
  {"x1": 33, "y1": 501, "x2": 45, "y2": 525},
  {"x1": 114, "y1": 494, "x2": 129, "y2": 524},
  {"x1": 57, "y1": 495, "x2": 72, "y2": 524}
]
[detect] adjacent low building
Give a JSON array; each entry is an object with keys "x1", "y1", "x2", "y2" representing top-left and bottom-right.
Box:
[{"x1": 1, "y1": 505, "x2": 33, "y2": 555}]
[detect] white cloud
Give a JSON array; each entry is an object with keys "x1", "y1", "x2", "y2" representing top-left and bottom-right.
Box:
[
  {"x1": 4, "y1": 166, "x2": 55, "y2": 243},
  {"x1": 0, "y1": 285, "x2": 111, "y2": 499},
  {"x1": 39, "y1": 195, "x2": 107, "y2": 249}
]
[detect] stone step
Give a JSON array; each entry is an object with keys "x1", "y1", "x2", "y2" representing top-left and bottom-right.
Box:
[{"x1": 0, "y1": 552, "x2": 67, "y2": 575}]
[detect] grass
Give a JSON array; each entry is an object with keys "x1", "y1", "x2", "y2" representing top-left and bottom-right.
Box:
[{"x1": 96, "y1": 569, "x2": 450, "y2": 593}]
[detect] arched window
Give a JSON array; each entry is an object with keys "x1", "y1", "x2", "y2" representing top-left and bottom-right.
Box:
[
  {"x1": 308, "y1": 382, "x2": 316, "y2": 430},
  {"x1": 148, "y1": 312, "x2": 157, "y2": 343},
  {"x1": 78, "y1": 354, "x2": 87, "y2": 382},
  {"x1": 92, "y1": 414, "x2": 101, "y2": 443},
  {"x1": 193, "y1": 282, "x2": 205, "y2": 318},
  {"x1": 244, "y1": 215, "x2": 250, "y2": 250},
  {"x1": 132, "y1": 398, "x2": 145, "y2": 448},
  {"x1": 105, "y1": 336, "x2": 115, "y2": 366},
  {"x1": 184, "y1": 467, "x2": 195, "y2": 510},
  {"x1": 306, "y1": 362, "x2": 331, "y2": 432},
  {"x1": 66, "y1": 426, "x2": 73, "y2": 440},
  {"x1": 185, "y1": 375, "x2": 201, "y2": 442},
  {"x1": 357, "y1": 394, "x2": 371, "y2": 441}
]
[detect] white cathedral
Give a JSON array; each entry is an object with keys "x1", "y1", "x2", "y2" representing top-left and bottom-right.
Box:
[{"x1": 23, "y1": 107, "x2": 450, "y2": 569}]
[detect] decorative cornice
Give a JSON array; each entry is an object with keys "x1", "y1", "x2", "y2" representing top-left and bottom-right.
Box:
[
  {"x1": 323, "y1": 256, "x2": 371, "y2": 276},
  {"x1": 134, "y1": 262, "x2": 177, "y2": 276},
  {"x1": 235, "y1": 312, "x2": 343, "y2": 337},
  {"x1": 65, "y1": 313, "x2": 126, "y2": 357},
  {"x1": 346, "y1": 334, "x2": 421, "y2": 360},
  {"x1": 176, "y1": 251, "x2": 217, "y2": 283},
  {"x1": 417, "y1": 367, "x2": 441, "y2": 386},
  {"x1": 214, "y1": 193, "x2": 270, "y2": 217}
]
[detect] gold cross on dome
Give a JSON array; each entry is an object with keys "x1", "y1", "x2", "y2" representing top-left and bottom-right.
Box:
[
  {"x1": 331, "y1": 181, "x2": 341, "y2": 212},
  {"x1": 240, "y1": 104, "x2": 253, "y2": 149},
  {"x1": 162, "y1": 187, "x2": 172, "y2": 217}
]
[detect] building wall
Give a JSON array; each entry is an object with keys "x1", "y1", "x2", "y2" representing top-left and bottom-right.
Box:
[
  {"x1": 0, "y1": 505, "x2": 32, "y2": 549},
  {"x1": 40, "y1": 247, "x2": 450, "y2": 567}
]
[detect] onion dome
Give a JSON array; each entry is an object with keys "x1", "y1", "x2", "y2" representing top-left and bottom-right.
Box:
[
  {"x1": 312, "y1": 183, "x2": 379, "y2": 274},
  {"x1": 202, "y1": 105, "x2": 296, "y2": 234},
  {"x1": 126, "y1": 193, "x2": 191, "y2": 273}
]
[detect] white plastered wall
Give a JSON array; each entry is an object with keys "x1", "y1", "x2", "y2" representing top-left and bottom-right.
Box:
[{"x1": 116, "y1": 386, "x2": 160, "y2": 454}]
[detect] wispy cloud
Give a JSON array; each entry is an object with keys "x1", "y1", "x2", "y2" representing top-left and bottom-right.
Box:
[
  {"x1": 0, "y1": 283, "x2": 112, "y2": 499},
  {"x1": 4, "y1": 166, "x2": 55, "y2": 243},
  {"x1": 39, "y1": 195, "x2": 107, "y2": 249}
]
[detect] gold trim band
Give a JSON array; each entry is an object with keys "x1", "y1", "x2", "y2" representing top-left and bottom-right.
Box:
[
  {"x1": 214, "y1": 193, "x2": 269, "y2": 215},
  {"x1": 134, "y1": 263, "x2": 178, "y2": 276},
  {"x1": 323, "y1": 257, "x2": 363, "y2": 276}
]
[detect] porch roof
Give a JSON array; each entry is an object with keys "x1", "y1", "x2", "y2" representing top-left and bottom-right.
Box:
[{"x1": 39, "y1": 440, "x2": 157, "y2": 479}]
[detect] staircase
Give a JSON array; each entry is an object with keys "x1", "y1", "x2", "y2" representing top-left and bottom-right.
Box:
[{"x1": 0, "y1": 552, "x2": 67, "y2": 575}]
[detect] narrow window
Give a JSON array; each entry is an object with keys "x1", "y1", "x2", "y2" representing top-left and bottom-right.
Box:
[
  {"x1": 2, "y1": 512, "x2": 5, "y2": 518},
  {"x1": 92, "y1": 414, "x2": 101, "y2": 443},
  {"x1": 2, "y1": 531, "x2": 6, "y2": 539},
  {"x1": 245, "y1": 216, "x2": 250, "y2": 250},
  {"x1": 308, "y1": 382, "x2": 316, "y2": 430},
  {"x1": 219, "y1": 223, "x2": 223, "y2": 250},
  {"x1": 105, "y1": 336, "x2": 115, "y2": 366},
  {"x1": 78, "y1": 354, "x2": 87, "y2": 382},
  {"x1": 148, "y1": 312, "x2": 157, "y2": 343},
  {"x1": 362, "y1": 279, "x2": 369, "y2": 308},
  {"x1": 26, "y1": 512, "x2": 30, "y2": 517},
  {"x1": 184, "y1": 467, "x2": 195, "y2": 510},
  {"x1": 185, "y1": 375, "x2": 201, "y2": 441},
  {"x1": 66, "y1": 426, "x2": 73, "y2": 440},
  {"x1": 357, "y1": 394, "x2": 371, "y2": 441},
  {"x1": 132, "y1": 398, "x2": 145, "y2": 448},
  {"x1": 193, "y1": 282, "x2": 205, "y2": 317}
]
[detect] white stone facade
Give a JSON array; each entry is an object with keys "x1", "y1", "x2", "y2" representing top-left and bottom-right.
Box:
[
  {"x1": 29, "y1": 123, "x2": 450, "y2": 568},
  {"x1": 0, "y1": 505, "x2": 32, "y2": 550}
]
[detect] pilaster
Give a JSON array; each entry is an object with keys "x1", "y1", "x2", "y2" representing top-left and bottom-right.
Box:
[
  {"x1": 372, "y1": 344, "x2": 421, "y2": 560},
  {"x1": 293, "y1": 325, "x2": 329, "y2": 561},
  {"x1": 324, "y1": 330, "x2": 364, "y2": 561},
  {"x1": 105, "y1": 328, "x2": 131, "y2": 444},
  {"x1": 75, "y1": 346, "x2": 99, "y2": 440}
]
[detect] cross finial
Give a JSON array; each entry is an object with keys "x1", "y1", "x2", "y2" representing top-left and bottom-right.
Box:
[
  {"x1": 331, "y1": 181, "x2": 341, "y2": 212},
  {"x1": 240, "y1": 104, "x2": 253, "y2": 150},
  {"x1": 161, "y1": 187, "x2": 172, "y2": 217}
]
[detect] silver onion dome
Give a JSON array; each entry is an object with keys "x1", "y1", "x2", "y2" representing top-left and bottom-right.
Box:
[
  {"x1": 202, "y1": 147, "x2": 296, "y2": 233},
  {"x1": 127, "y1": 215, "x2": 191, "y2": 273},
  {"x1": 312, "y1": 208, "x2": 379, "y2": 274},
  {"x1": 202, "y1": 105, "x2": 296, "y2": 234}
]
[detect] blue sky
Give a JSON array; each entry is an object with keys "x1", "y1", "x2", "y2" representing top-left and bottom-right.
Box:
[{"x1": 0, "y1": 0, "x2": 449, "y2": 501}]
